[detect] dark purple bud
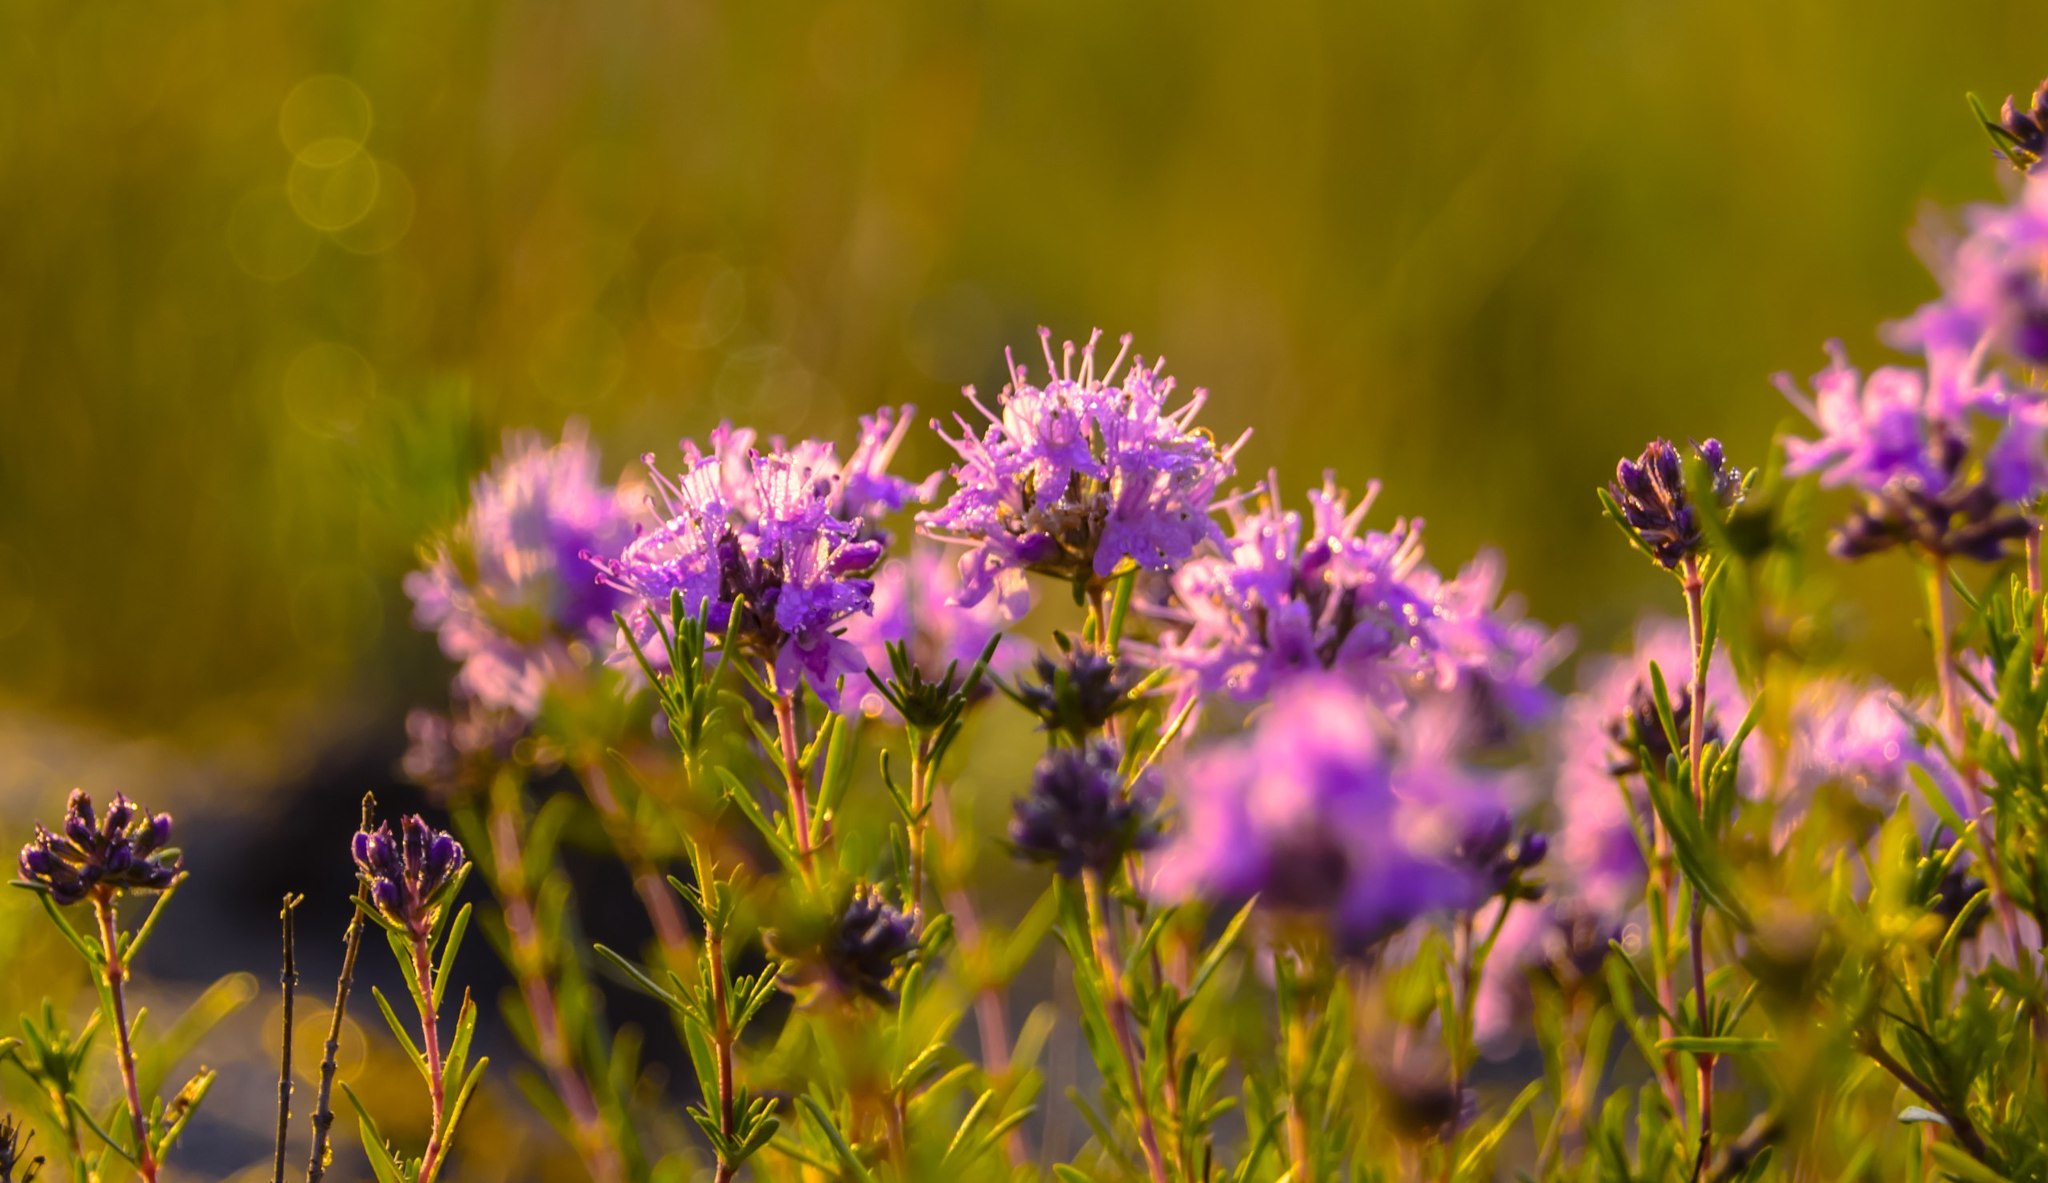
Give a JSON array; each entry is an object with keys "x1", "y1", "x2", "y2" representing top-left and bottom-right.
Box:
[
  {"x1": 1009, "y1": 740, "x2": 1162, "y2": 879},
  {"x1": 102, "y1": 795, "x2": 134, "y2": 836},
  {"x1": 19, "y1": 790, "x2": 180, "y2": 906},
  {"x1": 63, "y1": 792, "x2": 95, "y2": 847}
]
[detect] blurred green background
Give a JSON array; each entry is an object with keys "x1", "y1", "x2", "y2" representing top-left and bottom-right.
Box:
[
  {"x1": 4, "y1": 0, "x2": 2048, "y2": 1176},
  {"x1": 3, "y1": 0, "x2": 2047, "y2": 774}
]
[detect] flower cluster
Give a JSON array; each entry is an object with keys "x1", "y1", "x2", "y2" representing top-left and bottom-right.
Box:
[
  {"x1": 772, "y1": 886, "x2": 921, "y2": 1005},
  {"x1": 1777, "y1": 343, "x2": 2038, "y2": 560},
  {"x1": 920, "y1": 329, "x2": 1245, "y2": 607},
  {"x1": 353, "y1": 815, "x2": 467, "y2": 937},
  {"x1": 1550, "y1": 620, "x2": 1746, "y2": 921},
  {"x1": 589, "y1": 416, "x2": 916, "y2": 707},
  {"x1": 1151, "y1": 474, "x2": 1563, "y2": 725},
  {"x1": 1148, "y1": 677, "x2": 1522, "y2": 950},
  {"x1": 1891, "y1": 182, "x2": 2048, "y2": 368},
  {"x1": 17, "y1": 790, "x2": 179, "y2": 906},
  {"x1": 1607, "y1": 438, "x2": 1745, "y2": 570},
  {"x1": 1009, "y1": 740, "x2": 1162, "y2": 879},
  {"x1": 405, "y1": 424, "x2": 635, "y2": 718}
]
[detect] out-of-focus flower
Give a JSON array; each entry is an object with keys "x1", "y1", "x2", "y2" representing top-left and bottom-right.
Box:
[
  {"x1": 1008, "y1": 645, "x2": 1141, "y2": 739},
  {"x1": 773, "y1": 886, "x2": 920, "y2": 1005},
  {"x1": 590, "y1": 420, "x2": 906, "y2": 708},
  {"x1": 1150, "y1": 475, "x2": 1565, "y2": 724},
  {"x1": 1778, "y1": 343, "x2": 2035, "y2": 560},
  {"x1": 1607, "y1": 439, "x2": 1745, "y2": 570},
  {"x1": 1890, "y1": 182, "x2": 2048, "y2": 366},
  {"x1": 1010, "y1": 740, "x2": 1162, "y2": 879},
  {"x1": 400, "y1": 703, "x2": 525, "y2": 799},
  {"x1": 1369, "y1": 1058, "x2": 1475, "y2": 1142},
  {"x1": 405, "y1": 424, "x2": 636, "y2": 719},
  {"x1": 1606, "y1": 678, "x2": 1722, "y2": 778},
  {"x1": 920, "y1": 328, "x2": 1245, "y2": 607},
  {"x1": 1781, "y1": 679, "x2": 1958, "y2": 817},
  {"x1": 353, "y1": 815, "x2": 467, "y2": 937},
  {"x1": 1552, "y1": 620, "x2": 1746, "y2": 921},
  {"x1": 840, "y1": 543, "x2": 1030, "y2": 718},
  {"x1": 17, "y1": 790, "x2": 179, "y2": 906},
  {"x1": 1471, "y1": 900, "x2": 1617, "y2": 1052},
  {"x1": 1149, "y1": 676, "x2": 1518, "y2": 951}
]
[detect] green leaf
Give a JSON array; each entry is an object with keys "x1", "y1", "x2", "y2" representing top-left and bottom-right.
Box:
[
  {"x1": 1931, "y1": 1142, "x2": 2016, "y2": 1183},
  {"x1": 444, "y1": 992, "x2": 479, "y2": 1083},
  {"x1": 1190, "y1": 898, "x2": 1257, "y2": 1001},
  {"x1": 371, "y1": 987, "x2": 429, "y2": 1081},
  {"x1": 1654, "y1": 1036, "x2": 1773, "y2": 1055},
  {"x1": 797, "y1": 1095, "x2": 879, "y2": 1183},
  {"x1": 434, "y1": 905, "x2": 472, "y2": 1011},
  {"x1": 593, "y1": 945, "x2": 685, "y2": 1010}
]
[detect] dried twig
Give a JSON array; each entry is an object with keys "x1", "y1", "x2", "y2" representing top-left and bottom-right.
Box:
[
  {"x1": 306, "y1": 793, "x2": 374, "y2": 1183},
  {"x1": 273, "y1": 893, "x2": 303, "y2": 1183}
]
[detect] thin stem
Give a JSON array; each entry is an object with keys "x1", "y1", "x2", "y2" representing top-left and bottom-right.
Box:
[
  {"x1": 580, "y1": 759, "x2": 694, "y2": 972},
  {"x1": 307, "y1": 793, "x2": 377, "y2": 1183},
  {"x1": 1681, "y1": 561, "x2": 1716, "y2": 1180},
  {"x1": 409, "y1": 938, "x2": 449, "y2": 1183},
  {"x1": 704, "y1": 899, "x2": 739, "y2": 1183},
  {"x1": 1859, "y1": 1034, "x2": 1990, "y2": 1163},
  {"x1": 1081, "y1": 871, "x2": 1170, "y2": 1183},
  {"x1": 772, "y1": 690, "x2": 817, "y2": 878},
  {"x1": 1279, "y1": 949, "x2": 1317, "y2": 1183},
  {"x1": 273, "y1": 895, "x2": 302, "y2": 1183},
  {"x1": 907, "y1": 732, "x2": 936, "y2": 910},
  {"x1": 930, "y1": 801, "x2": 1026, "y2": 1165},
  {"x1": 1924, "y1": 557, "x2": 2029, "y2": 971},
  {"x1": 91, "y1": 897, "x2": 156, "y2": 1183},
  {"x1": 484, "y1": 793, "x2": 622, "y2": 1183},
  {"x1": 2029, "y1": 524, "x2": 2045, "y2": 667}
]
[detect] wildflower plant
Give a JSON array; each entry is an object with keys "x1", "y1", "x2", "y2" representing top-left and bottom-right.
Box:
[
  {"x1": 9, "y1": 792, "x2": 222, "y2": 1183},
  {"x1": 343, "y1": 814, "x2": 486, "y2": 1183},
  {"x1": 31, "y1": 66, "x2": 2048, "y2": 1183}
]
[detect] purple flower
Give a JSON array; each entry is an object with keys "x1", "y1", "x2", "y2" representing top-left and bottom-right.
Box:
[
  {"x1": 1148, "y1": 677, "x2": 1520, "y2": 951},
  {"x1": 1009, "y1": 644, "x2": 1143, "y2": 739},
  {"x1": 1778, "y1": 678, "x2": 1964, "y2": 824},
  {"x1": 839, "y1": 543, "x2": 1030, "y2": 718},
  {"x1": 1986, "y1": 77, "x2": 2048, "y2": 173},
  {"x1": 1150, "y1": 474, "x2": 1565, "y2": 726},
  {"x1": 1471, "y1": 899, "x2": 1617, "y2": 1052},
  {"x1": 405, "y1": 424, "x2": 637, "y2": 718},
  {"x1": 17, "y1": 790, "x2": 179, "y2": 907},
  {"x1": 1607, "y1": 439, "x2": 1745, "y2": 570},
  {"x1": 400, "y1": 702, "x2": 524, "y2": 799},
  {"x1": 589, "y1": 420, "x2": 907, "y2": 708},
  {"x1": 352, "y1": 815, "x2": 467, "y2": 937},
  {"x1": 1777, "y1": 343, "x2": 2035, "y2": 560},
  {"x1": 1009, "y1": 740, "x2": 1163, "y2": 879},
  {"x1": 1889, "y1": 179, "x2": 2048, "y2": 367},
  {"x1": 919, "y1": 329, "x2": 1246, "y2": 607},
  {"x1": 1551, "y1": 619, "x2": 1747, "y2": 922},
  {"x1": 771, "y1": 885, "x2": 920, "y2": 1005}
]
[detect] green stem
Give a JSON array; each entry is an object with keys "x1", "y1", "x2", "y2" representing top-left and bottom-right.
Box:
[
  {"x1": 409, "y1": 937, "x2": 448, "y2": 1183},
  {"x1": 1082, "y1": 872, "x2": 1170, "y2": 1183},
  {"x1": 484, "y1": 792, "x2": 622, "y2": 1183},
  {"x1": 1681, "y1": 560, "x2": 1716, "y2": 1179},
  {"x1": 1924, "y1": 557, "x2": 2029, "y2": 973},
  {"x1": 91, "y1": 897, "x2": 156, "y2": 1183},
  {"x1": 772, "y1": 690, "x2": 817, "y2": 880}
]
